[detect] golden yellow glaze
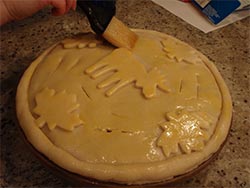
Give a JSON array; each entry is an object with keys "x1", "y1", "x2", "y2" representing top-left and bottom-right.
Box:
[
  {"x1": 16, "y1": 30, "x2": 232, "y2": 185},
  {"x1": 157, "y1": 108, "x2": 213, "y2": 157},
  {"x1": 33, "y1": 88, "x2": 83, "y2": 131},
  {"x1": 161, "y1": 39, "x2": 201, "y2": 63},
  {"x1": 85, "y1": 48, "x2": 169, "y2": 98},
  {"x1": 62, "y1": 35, "x2": 103, "y2": 49}
]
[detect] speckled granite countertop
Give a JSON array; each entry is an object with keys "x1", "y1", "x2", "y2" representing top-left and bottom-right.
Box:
[{"x1": 0, "y1": 0, "x2": 249, "y2": 187}]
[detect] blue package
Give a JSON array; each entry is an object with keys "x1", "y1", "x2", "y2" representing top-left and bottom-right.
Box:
[{"x1": 192, "y1": 0, "x2": 241, "y2": 24}]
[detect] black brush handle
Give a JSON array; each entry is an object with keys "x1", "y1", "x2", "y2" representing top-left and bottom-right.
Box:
[{"x1": 78, "y1": 0, "x2": 116, "y2": 34}]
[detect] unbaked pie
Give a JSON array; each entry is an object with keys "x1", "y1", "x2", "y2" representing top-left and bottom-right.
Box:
[{"x1": 16, "y1": 30, "x2": 232, "y2": 185}]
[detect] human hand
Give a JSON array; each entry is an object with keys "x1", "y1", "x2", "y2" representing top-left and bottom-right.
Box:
[{"x1": 0, "y1": 0, "x2": 77, "y2": 25}]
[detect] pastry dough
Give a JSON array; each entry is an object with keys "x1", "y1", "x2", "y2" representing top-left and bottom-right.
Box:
[{"x1": 16, "y1": 30, "x2": 232, "y2": 185}]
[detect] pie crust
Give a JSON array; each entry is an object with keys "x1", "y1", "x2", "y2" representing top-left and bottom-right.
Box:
[{"x1": 16, "y1": 30, "x2": 232, "y2": 185}]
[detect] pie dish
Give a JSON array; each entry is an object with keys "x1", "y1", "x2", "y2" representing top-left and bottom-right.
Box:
[{"x1": 16, "y1": 29, "x2": 232, "y2": 185}]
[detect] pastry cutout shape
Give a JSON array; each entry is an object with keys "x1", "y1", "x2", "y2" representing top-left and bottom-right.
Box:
[
  {"x1": 157, "y1": 108, "x2": 210, "y2": 157},
  {"x1": 62, "y1": 38, "x2": 103, "y2": 49},
  {"x1": 33, "y1": 88, "x2": 83, "y2": 131},
  {"x1": 85, "y1": 48, "x2": 170, "y2": 98},
  {"x1": 161, "y1": 39, "x2": 201, "y2": 64}
]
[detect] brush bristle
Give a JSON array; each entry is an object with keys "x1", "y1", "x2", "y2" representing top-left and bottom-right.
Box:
[{"x1": 102, "y1": 17, "x2": 138, "y2": 49}]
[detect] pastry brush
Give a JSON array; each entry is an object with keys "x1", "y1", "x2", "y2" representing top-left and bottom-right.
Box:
[{"x1": 77, "y1": 0, "x2": 138, "y2": 49}]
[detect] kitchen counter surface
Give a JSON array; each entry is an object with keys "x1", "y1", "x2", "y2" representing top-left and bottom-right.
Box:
[{"x1": 0, "y1": 0, "x2": 249, "y2": 187}]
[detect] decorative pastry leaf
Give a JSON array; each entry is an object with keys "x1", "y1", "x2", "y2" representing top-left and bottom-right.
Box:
[
  {"x1": 62, "y1": 38, "x2": 103, "y2": 49},
  {"x1": 85, "y1": 48, "x2": 170, "y2": 98},
  {"x1": 33, "y1": 88, "x2": 83, "y2": 131},
  {"x1": 161, "y1": 39, "x2": 201, "y2": 64},
  {"x1": 157, "y1": 108, "x2": 210, "y2": 157}
]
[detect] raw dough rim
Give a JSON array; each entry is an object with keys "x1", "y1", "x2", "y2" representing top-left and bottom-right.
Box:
[{"x1": 16, "y1": 29, "x2": 232, "y2": 184}]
